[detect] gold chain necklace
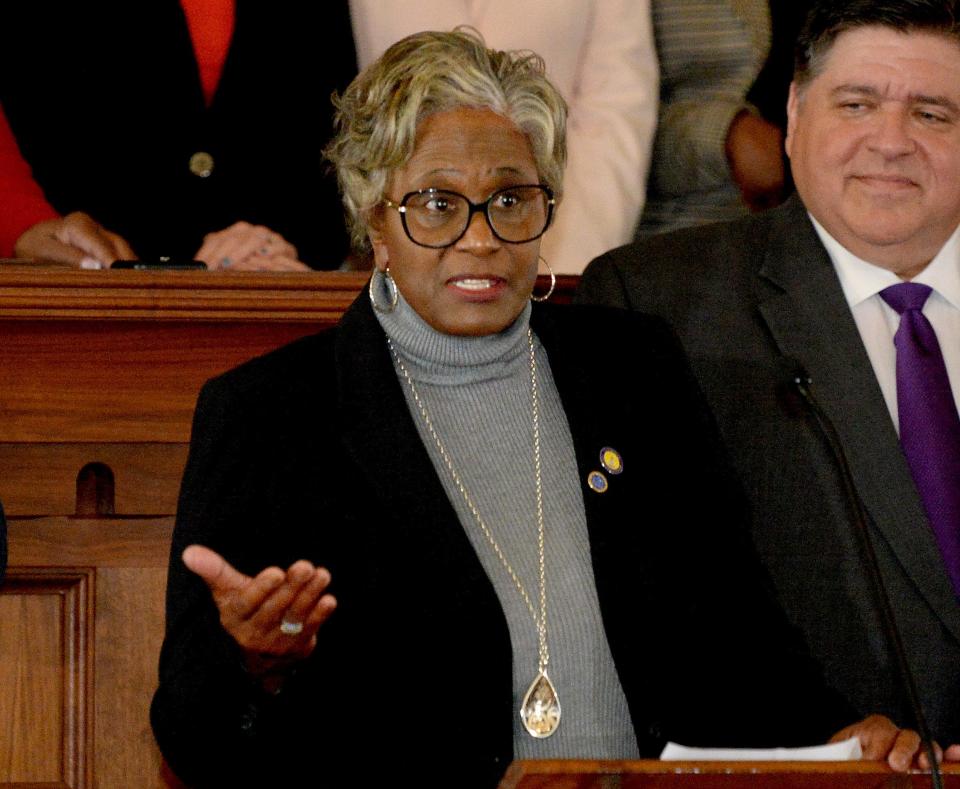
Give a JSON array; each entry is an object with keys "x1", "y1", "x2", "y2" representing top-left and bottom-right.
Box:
[{"x1": 388, "y1": 327, "x2": 561, "y2": 738}]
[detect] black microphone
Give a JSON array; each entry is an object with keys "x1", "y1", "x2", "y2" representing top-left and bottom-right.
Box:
[{"x1": 781, "y1": 359, "x2": 942, "y2": 788}]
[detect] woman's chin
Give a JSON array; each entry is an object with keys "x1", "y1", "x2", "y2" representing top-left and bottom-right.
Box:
[{"x1": 423, "y1": 298, "x2": 528, "y2": 337}]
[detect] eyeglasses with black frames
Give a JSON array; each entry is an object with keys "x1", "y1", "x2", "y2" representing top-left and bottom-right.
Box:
[{"x1": 382, "y1": 184, "x2": 555, "y2": 249}]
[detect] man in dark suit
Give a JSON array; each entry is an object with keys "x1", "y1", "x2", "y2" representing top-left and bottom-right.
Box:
[{"x1": 578, "y1": 0, "x2": 960, "y2": 745}]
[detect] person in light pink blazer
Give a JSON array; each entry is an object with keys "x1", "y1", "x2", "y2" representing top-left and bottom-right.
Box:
[{"x1": 349, "y1": 0, "x2": 658, "y2": 275}]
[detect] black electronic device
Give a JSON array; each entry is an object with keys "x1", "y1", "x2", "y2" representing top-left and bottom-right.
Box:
[{"x1": 111, "y1": 258, "x2": 207, "y2": 270}]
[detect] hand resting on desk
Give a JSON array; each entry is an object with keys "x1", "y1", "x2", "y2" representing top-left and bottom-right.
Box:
[
  {"x1": 196, "y1": 220, "x2": 309, "y2": 271},
  {"x1": 830, "y1": 713, "x2": 960, "y2": 771},
  {"x1": 14, "y1": 210, "x2": 134, "y2": 267},
  {"x1": 14, "y1": 213, "x2": 310, "y2": 270}
]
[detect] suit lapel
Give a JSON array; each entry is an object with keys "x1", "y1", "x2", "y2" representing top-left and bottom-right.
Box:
[
  {"x1": 529, "y1": 304, "x2": 641, "y2": 609},
  {"x1": 530, "y1": 306, "x2": 609, "y2": 541},
  {"x1": 332, "y1": 295, "x2": 503, "y2": 608},
  {"x1": 756, "y1": 199, "x2": 960, "y2": 642}
]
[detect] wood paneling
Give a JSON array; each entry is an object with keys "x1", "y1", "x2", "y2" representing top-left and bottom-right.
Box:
[
  {"x1": 93, "y1": 568, "x2": 168, "y2": 788},
  {"x1": 1, "y1": 320, "x2": 327, "y2": 444},
  {"x1": 9, "y1": 519, "x2": 174, "y2": 569},
  {"x1": 0, "y1": 445, "x2": 188, "y2": 517},
  {"x1": 0, "y1": 271, "x2": 368, "y2": 788},
  {"x1": 0, "y1": 568, "x2": 93, "y2": 789},
  {"x1": 6, "y1": 521, "x2": 181, "y2": 789}
]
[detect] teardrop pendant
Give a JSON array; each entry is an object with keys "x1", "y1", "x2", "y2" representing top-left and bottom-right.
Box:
[{"x1": 520, "y1": 671, "x2": 561, "y2": 738}]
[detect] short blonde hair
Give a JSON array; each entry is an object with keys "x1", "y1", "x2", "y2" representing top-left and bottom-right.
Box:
[{"x1": 324, "y1": 28, "x2": 568, "y2": 252}]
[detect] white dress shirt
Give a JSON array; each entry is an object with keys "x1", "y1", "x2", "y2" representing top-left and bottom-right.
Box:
[{"x1": 811, "y1": 215, "x2": 960, "y2": 432}]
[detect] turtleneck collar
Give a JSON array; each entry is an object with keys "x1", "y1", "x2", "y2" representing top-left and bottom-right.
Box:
[{"x1": 371, "y1": 271, "x2": 533, "y2": 386}]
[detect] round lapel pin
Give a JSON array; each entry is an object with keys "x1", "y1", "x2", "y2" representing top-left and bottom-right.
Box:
[
  {"x1": 587, "y1": 470, "x2": 609, "y2": 493},
  {"x1": 599, "y1": 447, "x2": 623, "y2": 475}
]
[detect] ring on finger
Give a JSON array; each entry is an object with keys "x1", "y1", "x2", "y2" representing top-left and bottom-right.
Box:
[{"x1": 279, "y1": 619, "x2": 304, "y2": 636}]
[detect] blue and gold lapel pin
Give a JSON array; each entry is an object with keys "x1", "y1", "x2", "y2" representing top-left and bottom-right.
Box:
[
  {"x1": 587, "y1": 470, "x2": 609, "y2": 493},
  {"x1": 587, "y1": 447, "x2": 623, "y2": 493}
]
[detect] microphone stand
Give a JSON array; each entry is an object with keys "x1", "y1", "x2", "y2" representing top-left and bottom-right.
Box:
[{"x1": 788, "y1": 366, "x2": 943, "y2": 789}]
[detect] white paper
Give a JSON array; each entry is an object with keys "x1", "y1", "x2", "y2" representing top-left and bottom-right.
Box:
[{"x1": 660, "y1": 736, "x2": 863, "y2": 761}]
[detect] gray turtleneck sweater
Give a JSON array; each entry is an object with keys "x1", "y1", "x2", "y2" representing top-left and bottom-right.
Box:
[{"x1": 375, "y1": 287, "x2": 639, "y2": 759}]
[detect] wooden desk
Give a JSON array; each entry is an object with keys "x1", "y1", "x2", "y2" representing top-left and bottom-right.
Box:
[
  {"x1": 0, "y1": 267, "x2": 575, "y2": 788},
  {"x1": 501, "y1": 760, "x2": 960, "y2": 788}
]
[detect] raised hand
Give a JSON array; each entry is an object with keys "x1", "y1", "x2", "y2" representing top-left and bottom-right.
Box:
[{"x1": 182, "y1": 544, "x2": 336, "y2": 678}]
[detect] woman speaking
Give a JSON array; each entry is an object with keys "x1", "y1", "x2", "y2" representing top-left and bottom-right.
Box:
[{"x1": 151, "y1": 29, "x2": 927, "y2": 789}]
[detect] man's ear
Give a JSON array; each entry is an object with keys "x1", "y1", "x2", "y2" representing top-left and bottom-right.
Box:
[{"x1": 784, "y1": 81, "x2": 800, "y2": 160}]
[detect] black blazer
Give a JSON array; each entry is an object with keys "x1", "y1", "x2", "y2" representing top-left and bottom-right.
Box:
[
  {"x1": 151, "y1": 293, "x2": 855, "y2": 788},
  {"x1": 577, "y1": 195, "x2": 960, "y2": 744},
  {"x1": 0, "y1": 1, "x2": 355, "y2": 268}
]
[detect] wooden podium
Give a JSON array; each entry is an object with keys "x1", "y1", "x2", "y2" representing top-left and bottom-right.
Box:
[{"x1": 500, "y1": 760, "x2": 960, "y2": 787}]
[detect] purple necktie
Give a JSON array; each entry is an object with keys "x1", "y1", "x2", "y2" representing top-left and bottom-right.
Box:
[{"x1": 880, "y1": 282, "x2": 960, "y2": 597}]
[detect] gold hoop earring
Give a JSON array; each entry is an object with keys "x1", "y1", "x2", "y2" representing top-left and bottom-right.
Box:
[
  {"x1": 530, "y1": 257, "x2": 555, "y2": 303},
  {"x1": 369, "y1": 265, "x2": 399, "y2": 313}
]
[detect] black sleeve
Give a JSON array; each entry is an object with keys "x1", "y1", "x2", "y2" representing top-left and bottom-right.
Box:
[
  {"x1": 150, "y1": 379, "x2": 267, "y2": 786},
  {"x1": 150, "y1": 376, "x2": 333, "y2": 787}
]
